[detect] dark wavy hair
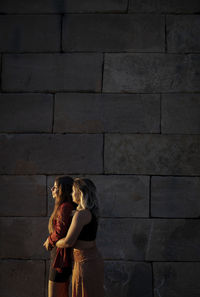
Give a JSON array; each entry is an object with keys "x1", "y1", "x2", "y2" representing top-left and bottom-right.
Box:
[{"x1": 48, "y1": 176, "x2": 74, "y2": 233}]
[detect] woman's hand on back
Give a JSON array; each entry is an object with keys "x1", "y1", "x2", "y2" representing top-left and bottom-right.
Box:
[
  {"x1": 56, "y1": 238, "x2": 68, "y2": 248},
  {"x1": 56, "y1": 209, "x2": 91, "y2": 248},
  {"x1": 43, "y1": 238, "x2": 52, "y2": 251}
]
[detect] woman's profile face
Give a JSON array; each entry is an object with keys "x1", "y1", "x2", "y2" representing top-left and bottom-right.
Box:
[
  {"x1": 72, "y1": 185, "x2": 81, "y2": 204},
  {"x1": 51, "y1": 181, "x2": 59, "y2": 199}
]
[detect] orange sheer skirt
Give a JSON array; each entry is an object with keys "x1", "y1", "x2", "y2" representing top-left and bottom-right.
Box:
[{"x1": 72, "y1": 246, "x2": 104, "y2": 297}]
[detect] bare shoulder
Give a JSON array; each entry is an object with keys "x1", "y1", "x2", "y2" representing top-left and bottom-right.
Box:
[{"x1": 73, "y1": 209, "x2": 92, "y2": 225}]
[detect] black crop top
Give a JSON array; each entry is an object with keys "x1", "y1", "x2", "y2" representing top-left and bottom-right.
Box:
[{"x1": 77, "y1": 213, "x2": 98, "y2": 241}]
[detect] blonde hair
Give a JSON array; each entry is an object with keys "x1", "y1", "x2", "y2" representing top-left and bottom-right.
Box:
[{"x1": 73, "y1": 178, "x2": 99, "y2": 218}]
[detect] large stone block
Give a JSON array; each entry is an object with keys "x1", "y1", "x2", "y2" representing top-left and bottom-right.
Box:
[
  {"x1": 154, "y1": 262, "x2": 200, "y2": 297},
  {"x1": 65, "y1": 0, "x2": 128, "y2": 12},
  {"x1": 54, "y1": 93, "x2": 160, "y2": 133},
  {"x1": 0, "y1": 217, "x2": 49, "y2": 259},
  {"x1": 97, "y1": 218, "x2": 151, "y2": 260},
  {"x1": 0, "y1": 175, "x2": 46, "y2": 216},
  {"x1": 2, "y1": 54, "x2": 103, "y2": 92},
  {"x1": 0, "y1": 0, "x2": 128, "y2": 13},
  {"x1": 63, "y1": 14, "x2": 164, "y2": 52},
  {"x1": 167, "y1": 15, "x2": 200, "y2": 53},
  {"x1": 103, "y1": 53, "x2": 200, "y2": 93},
  {"x1": 93, "y1": 175, "x2": 149, "y2": 217},
  {"x1": 97, "y1": 219, "x2": 200, "y2": 261},
  {"x1": 145, "y1": 219, "x2": 200, "y2": 261},
  {"x1": 0, "y1": 15, "x2": 60, "y2": 52},
  {"x1": 0, "y1": 134, "x2": 103, "y2": 174},
  {"x1": 0, "y1": 260, "x2": 45, "y2": 297},
  {"x1": 151, "y1": 177, "x2": 200, "y2": 218},
  {"x1": 0, "y1": 94, "x2": 53, "y2": 132},
  {"x1": 129, "y1": 0, "x2": 200, "y2": 13},
  {"x1": 104, "y1": 261, "x2": 152, "y2": 297},
  {"x1": 162, "y1": 93, "x2": 200, "y2": 134},
  {"x1": 104, "y1": 134, "x2": 200, "y2": 175}
]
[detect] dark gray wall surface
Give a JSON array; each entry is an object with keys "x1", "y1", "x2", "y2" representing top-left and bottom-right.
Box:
[{"x1": 0, "y1": 0, "x2": 200, "y2": 296}]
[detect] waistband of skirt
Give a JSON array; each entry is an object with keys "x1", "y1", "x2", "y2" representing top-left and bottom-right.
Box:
[{"x1": 73, "y1": 246, "x2": 101, "y2": 262}]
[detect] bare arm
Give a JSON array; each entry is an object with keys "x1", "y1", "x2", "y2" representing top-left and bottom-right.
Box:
[{"x1": 56, "y1": 210, "x2": 91, "y2": 248}]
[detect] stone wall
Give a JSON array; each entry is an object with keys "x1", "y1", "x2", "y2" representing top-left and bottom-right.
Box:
[{"x1": 0, "y1": 1, "x2": 200, "y2": 297}]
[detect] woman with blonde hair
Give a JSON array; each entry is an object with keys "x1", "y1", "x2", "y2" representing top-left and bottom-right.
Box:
[
  {"x1": 56, "y1": 177, "x2": 104, "y2": 297},
  {"x1": 43, "y1": 176, "x2": 75, "y2": 297}
]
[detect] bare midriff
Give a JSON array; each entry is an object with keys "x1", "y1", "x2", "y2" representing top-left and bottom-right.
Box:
[{"x1": 73, "y1": 239, "x2": 96, "y2": 249}]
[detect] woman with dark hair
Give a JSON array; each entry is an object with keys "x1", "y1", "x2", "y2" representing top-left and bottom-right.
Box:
[
  {"x1": 43, "y1": 176, "x2": 75, "y2": 297},
  {"x1": 56, "y1": 177, "x2": 104, "y2": 297}
]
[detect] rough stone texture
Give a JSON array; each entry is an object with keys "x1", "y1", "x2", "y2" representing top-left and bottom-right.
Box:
[
  {"x1": 103, "y1": 53, "x2": 200, "y2": 93},
  {"x1": 54, "y1": 93, "x2": 160, "y2": 133},
  {"x1": 145, "y1": 219, "x2": 200, "y2": 261},
  {"x1": 104, "y1": 134, "x2": 200, "y2": 175},
  {"x1": 93, "y1": 175, "x2": 149, "y2": 217},
  {"x1": 97, "y1": 218, "x2": 200, "y2": 261},
  {"x1": 0, "y1": 134, "x2": 103, "y2": 174},
  {"x1": 0, "y1": 175, "x2": 46, "y2": 216},
  {"x1": 0, "y1": 0, "x2": 128, "y2": 13},
  {"x1": 162, "y1": 93, "x2": 200, "y2": 134},
  {"x1": 154, "y1": 262, "x2": 200, "y2": 297},
  {"x1": 0, "y1": 94, "x2": 53, "y2": 132},
  {"x1": 0, "y1": 15, "x2": 60, "y2": 52},
  {"x1": 151, "y1": 177, "x2": 200, "y2": 218},
  {"x1": 0, "y1": 260, "x2": 45, "y2": 297},
  {"x1": 0, "y1": 217, "x2": 49, "y2": 259},
  {"x1": 129, "y1": 0, "x2": 200, "y2": 13},
  {"x1": 2, "y1": 54, "x2": 103, "y2": 92},
  {"x1": 63, "y1": 14, "x2": 164, "y2": 52},
  {"x1": 97, "y1": 218, "x2": 151, "y2": 260},
  {"x1": 167, "y1": 15, "x2": 200, "y2": 53},
  {"x1": 104, "y1": 261, "x2": 152, "y2": 297}
]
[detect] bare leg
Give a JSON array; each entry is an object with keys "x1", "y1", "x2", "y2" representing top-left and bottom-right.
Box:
[{"x1": 48, "y1": 280, "x2": 69, "y2": 297}]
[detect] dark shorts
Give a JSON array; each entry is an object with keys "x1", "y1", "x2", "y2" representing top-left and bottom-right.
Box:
[{"x1": 49, "y1": 247, "x2": 72, "y2": 283}]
